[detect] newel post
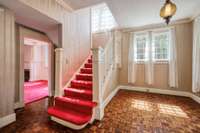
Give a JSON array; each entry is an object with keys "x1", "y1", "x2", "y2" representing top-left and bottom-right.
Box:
[
  {"x1": 92, "y1": 47, "x2": 104, "y2": 120},
  {"x1": 55, "y1": 48, "x2": 64, "y2": 97}
]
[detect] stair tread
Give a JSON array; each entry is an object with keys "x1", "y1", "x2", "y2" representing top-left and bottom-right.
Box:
[
  {"x1": 64, "y1": 88, "x2": 92, "y2": 95},
  {"x1": 80, "y1": 68, "x2": 92, "y2": 71},
  {"x1": 81, "y1": 68, "x2": 92, "y2": 70},
  {"x1": 55, "y1": 96, "x2": 96, "y2": 108},
  {"x1": 48, "y1": 107, "x2": 91, "y2": 125},
  {"x1": 71, "y1": 80, "x2": 92, "y2": 84},
  {"x1": 76, "y1": 73, "x2": 92, "y2": 76}
]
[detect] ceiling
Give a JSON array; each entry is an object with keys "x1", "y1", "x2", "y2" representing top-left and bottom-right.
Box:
[
  {"x1": 64, "y1": 0, "x2": 103, "y2": 9},
  {"x1": 64, "y1": 0, "x2": 200, "y2": 28},
  {"x1": 0, "y1": 0, "x2": 59, "y2": 32},
  {"x1": 1, "y1": 0, "x2": 200, "y2": 29}
]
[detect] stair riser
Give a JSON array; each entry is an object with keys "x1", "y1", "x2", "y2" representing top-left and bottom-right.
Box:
[
  {"x1": 55, "y1": 99, "x2": 92, "y2": 115},
  {"x1": 64, "y1": 91, "x2": 92, "y2": 101},
  {"x1": 76, "y1": 75, "x2": 92, "y2": 81},
  {"x1": 88, "y1": 59, "x2": 92, "y2": 63},
  {"x1": 48, "y1": 55, "x2": 96, "y2": 127},
  {"x1": 80, "y1": 69, "x2": 92, "y2": 74},
  {"x1": 84, "y1": 64, "x2": 92, "y2": 68},
  {"x1": 71, "y1": 82, "x2": 92, "y2": 90}
]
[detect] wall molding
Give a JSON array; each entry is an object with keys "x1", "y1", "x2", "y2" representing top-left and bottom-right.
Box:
[
  {"x1": 0, "y1": 113, "x2": 16, "y2": 128},
  {"x1": 121, "y1": 18, "x2": 192, "y2": 33},
  {"x1": 101, "y1": 85, "x2": 200, "y2": 115}
]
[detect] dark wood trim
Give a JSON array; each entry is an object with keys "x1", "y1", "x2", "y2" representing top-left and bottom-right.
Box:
[{"x1": 15, "y1": 23, "x2": 46, "y2": 35}]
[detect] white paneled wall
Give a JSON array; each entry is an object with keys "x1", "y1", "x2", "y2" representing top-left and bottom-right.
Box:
[
  {"x1": 0, "y1": 7, "x2": 15, "y2": 118},
  {"x1": 62, "y1": 8, "x2": 91, "y2": 86},
  {"x1": 20, "y1": 0, "x2": 69, "y2": 23},
  {"x1": 20, "y1": 0, "x2": 92, "y2": 87},
  {"x1": 24, "y1": 45, "x2": 49, "y2": 81}
]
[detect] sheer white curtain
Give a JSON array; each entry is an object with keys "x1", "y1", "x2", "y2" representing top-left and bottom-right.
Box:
[
  {"x1": 169, "y1": 28, "x2": 178, "y2": 88},
  {"x1": 145, "y1": 32, "x2": 154, "y2": 85},
  {"x1": 128, "y1": 33, "x2": 137, "y2": 84},
  {"x1": 192, "y1": 17, "x2": 200, "y2": 93}
]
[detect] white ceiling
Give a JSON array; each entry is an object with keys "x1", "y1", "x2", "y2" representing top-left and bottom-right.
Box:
[
  {"x1": 0, "y1": 0, "x2": 59, "y2": 32},
  {"x1": 64, "y1": 0, "x2": 103, "y2": 9},
  {"x1": 64, "y1": 0, "x2": 200, "y2": 28}
]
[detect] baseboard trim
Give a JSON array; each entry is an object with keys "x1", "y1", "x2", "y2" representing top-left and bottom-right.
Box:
[
  {"x1": 188, "y1": 93, "x2": 200, "y2": 104},
  {"x1": 0, "y1": 113, "x2": 16, "y2": 128},
  {"x1": 118, "y1": 85, "x2": 200, "y2": 104},
  {"x1": 14, "y1": 102, "x2": 24, "y2": 109},
  {"x1": 101, "y1": 85, "x2": 200, "y2": 114},
  {"x1": 119, "y1": 86, "x2": 190, "y2": 97}
]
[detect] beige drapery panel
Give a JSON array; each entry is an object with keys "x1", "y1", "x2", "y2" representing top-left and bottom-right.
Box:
[
  {"x1": 128, "y1": 32, "x2": 137, "y2": 84},
  {"x1": 192, "y1": 17, "x2": 200, "y2": 93}
]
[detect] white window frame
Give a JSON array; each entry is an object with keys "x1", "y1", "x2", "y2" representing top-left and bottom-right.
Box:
[
  {"x1": 91, "y1": 3, "x2": 117, "y2": 33},
  {"x1": 134, "y1": 32, "x2": 148, "y2": 63},
  {"x1": 152, "y1": 30, "x2": 170, "y2": 63},
  {"x1": 133, "y1": 28, "x2": 171, "y2": 64}
]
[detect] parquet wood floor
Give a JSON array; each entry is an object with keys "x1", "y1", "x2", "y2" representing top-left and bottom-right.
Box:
[{"x1": 1, "y1": 90, "x2": 200, "y2": 133}]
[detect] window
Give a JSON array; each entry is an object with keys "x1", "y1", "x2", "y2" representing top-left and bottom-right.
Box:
[
  {"x1": 152, "y1": 31, "x2": 170, "y2": 61},
  {"x1": 92, "y1": 3, "x2": 117, "y2": 32},
  {"x1": 134, "y1": 33, "x2": 148, "y2": 62},
  {"x1": 133, "y1": 29, "x2": 171, "y2": 63}
]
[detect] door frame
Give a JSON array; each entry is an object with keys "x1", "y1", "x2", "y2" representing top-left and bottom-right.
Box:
[{"x1": 17, "y1": 26, "x2": 55, "y2": 107}]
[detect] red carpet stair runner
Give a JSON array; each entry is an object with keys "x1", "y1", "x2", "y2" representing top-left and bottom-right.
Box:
[{"x1": 48, "y1": 56, "x2": 97, "y2": 129}]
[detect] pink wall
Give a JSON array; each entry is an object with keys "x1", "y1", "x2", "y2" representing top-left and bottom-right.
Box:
[{"x1": 24, "y1": 40, "x2": 49, "y2": 81}]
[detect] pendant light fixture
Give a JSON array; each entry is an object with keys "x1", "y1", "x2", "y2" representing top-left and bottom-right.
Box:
[{"x1": 160, "y1": 0, "x2": 177, "y2": 24}]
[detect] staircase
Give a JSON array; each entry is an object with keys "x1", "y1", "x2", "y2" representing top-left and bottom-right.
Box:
[{"x1": 48, "y1": 56, "x2": 97, "y2": 130}]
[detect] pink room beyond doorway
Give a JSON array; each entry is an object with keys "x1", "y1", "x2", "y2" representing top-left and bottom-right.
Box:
[{"x1": 23, "y1": 38, "x2": 50, "y2": 104}]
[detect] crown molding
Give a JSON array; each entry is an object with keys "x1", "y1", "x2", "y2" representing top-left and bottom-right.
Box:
[
  {"x1": 190, "y1": 8, "x2": 200, "y2": 21},
  {"x1": 121, "y1": 18, "x2": 192, "y2": 33}
]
